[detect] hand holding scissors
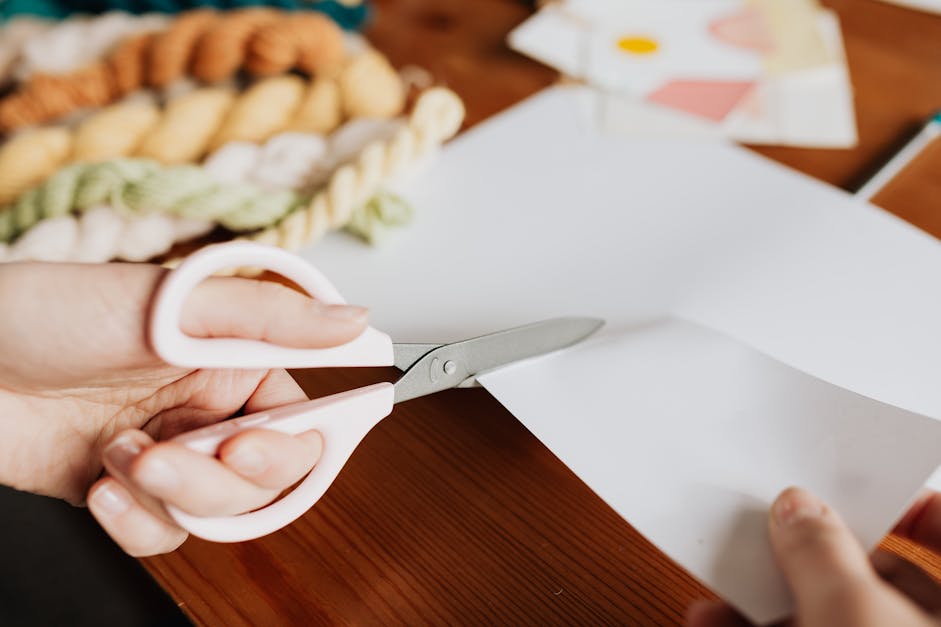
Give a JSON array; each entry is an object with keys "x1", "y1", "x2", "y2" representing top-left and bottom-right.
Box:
[{"x1": 150, "y1": 242, "x2": 602, "y2": 542}]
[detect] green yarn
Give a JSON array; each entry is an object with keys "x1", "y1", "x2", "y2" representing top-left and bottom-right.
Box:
[
  {"x1": 0, "y1": 158, "x2": 306, "y2": 242},
  {"x1": 344, "y1": 191, "x2": 413, "y2": 244},
  {"x1": 0, "y1": 159, "x2": 416, "y2": 248}
]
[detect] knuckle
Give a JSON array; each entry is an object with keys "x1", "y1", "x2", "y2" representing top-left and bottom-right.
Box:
[
  {"x1": 128, "y1": 445, "x2": 172, "y2": 487},
  {"x1": 252, "y1": 279, "x2": 300, "y2": 308},
  {"x1": 781, "y1": 512, "x2": 844, "y2": 551}
]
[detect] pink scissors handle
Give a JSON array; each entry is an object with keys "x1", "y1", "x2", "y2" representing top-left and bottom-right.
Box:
[
  {"x1": 150, "y1": 241, "x2": 394, "y2": 369},
  {"x1": 168, "y1": 382, "x2": 395, "y2": 542},
  {"x1": 148, "y1": 242, "x2": 397, "y2": 542}
]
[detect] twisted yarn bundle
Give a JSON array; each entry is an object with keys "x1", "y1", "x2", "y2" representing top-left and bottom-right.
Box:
[
  {"x1": 203, "y1": 131, "x2": 331, "y2": 190},
  {"x1": 246, "y1": 86, "x2": 465, "y2": 255},
  {"x1": 0, "y1": 7, "x2": 347, "y2": 131},
  {"x1": 0, "y1": 208, "x2": 213, "y2": 262},
  {"x1": 0, "y1": 158, "x2": 305, "y2": 243},
  {"x1": 0, "y1": 51, "x2": 405, "y2": 204},
  {"x1": 0, "y1": 114, "x2": 411, "y2": 242},
  {"x1": 0, "y1": 87, "x2": 464, "y2": 264},
  {"x1": 0, "y1": 127, "x2": 72, "y2": 205},
  {"x1": 0, "y1": 1, "x2": 458, "y2": 267},
  {"x1": 0, "y1": 191, "x2": 405, "y2": 263}
]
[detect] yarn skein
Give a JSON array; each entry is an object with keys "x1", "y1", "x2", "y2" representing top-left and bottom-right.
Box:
[
  {"x1": 0, "y1": 7, "x2": 347, "y2": 131},
  {"x1": 0, "y1": 208, "x2": 214, "y2": 263},
  {"x1": 0, "y1": 191, "x2": 404, "y2": 264},
  {"x1": 0, "y1": 87, "x2": 463, "y2": 265},
  {"x1": 0, "y1": 117, "x2": 390, "y2": 241},
  {"x1": 0, "y1": 158, "x2": 305, "y2": 242},
  {"x1": 0, "y1": 51, "x2": 404, "y2": 204},
  {"x1": 0, "y1": 18, "x2": 52, "y2": 85},
  {"x1": 245, "y1": 87, "x2": 464, "y2": 257},
  {"x1": 10, "y1": 12, "x2": 169, "y2": 83}
]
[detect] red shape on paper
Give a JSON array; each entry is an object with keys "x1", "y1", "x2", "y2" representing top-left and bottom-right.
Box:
[
  {"x1": 646, "y1": 80, "x2": 756, "y2": 122},
  {"x1": 709, "y1": 8, "x2": 775, "y2": 53}
]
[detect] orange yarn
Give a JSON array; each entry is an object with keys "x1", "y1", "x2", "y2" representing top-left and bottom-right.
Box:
[
  {"x1": 246, "y1": 12, "x2": 345, "y2": 77},
  {"x1": 147, "y1": 9, "x2": 221, "y2": 88},
  {"x1": 0, "y1": 8, "x2": 346, "y2": 132},
  {"x1": 191, "y1": 8, "x2": 280, "y2": 83},
  {"x1": 108, "y1": 33, "x2": 153, "y2": 96},
  {"x1": 0, "y1": 64, "x2": 115, "y2": 129}
]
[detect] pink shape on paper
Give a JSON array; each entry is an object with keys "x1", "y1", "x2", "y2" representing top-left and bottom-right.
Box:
[
  {"x1": 709, "y1": 8, "x2": 775, "y2": 53},
  {"x1": 647, "y1": 80, "x2": 756, "y2": 122}
]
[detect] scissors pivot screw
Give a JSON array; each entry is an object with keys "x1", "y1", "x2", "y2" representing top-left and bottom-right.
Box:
[{"x1": 443, "y1": 360, "x2": 457, "y2": 375}]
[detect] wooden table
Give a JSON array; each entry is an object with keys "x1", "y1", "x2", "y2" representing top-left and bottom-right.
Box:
[{"x1": 144, "y1": 1, "x2": 941, "y2": 624}]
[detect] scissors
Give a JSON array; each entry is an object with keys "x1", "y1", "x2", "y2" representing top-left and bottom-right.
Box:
[{"x1": 150, "y1": 241, "x2": 602, "y2": 543}]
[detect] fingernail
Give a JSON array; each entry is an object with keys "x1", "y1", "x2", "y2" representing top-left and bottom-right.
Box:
[
  {"x1": 323, "y1": 304, "x2": 368, "y2": 321},
  {"x1": 104, "y1": 435, "x2": 141, "y2": 474},
  {"x1": 227, "y1": 444, "x2": 268, "y2": 477},
  {"x1": 772, "y1": 487, "x2": 826, "y2": 527},
  {"x1": 136, "y1": 457, "x2": 180, "y2": 494},
  {"x1": 90, "y1": 482, "x2": 131, "y2": 517}
]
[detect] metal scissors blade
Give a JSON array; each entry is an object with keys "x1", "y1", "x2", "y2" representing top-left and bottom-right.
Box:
[{"x1": 392, "y1": 317, "x2": 604, "y2": 403}]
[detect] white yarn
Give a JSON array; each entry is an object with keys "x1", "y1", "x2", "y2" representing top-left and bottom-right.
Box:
[
  {"x1": 328, "y1": 118, "x2": 406, "y2": 168},
  {"x1": 0, "y1": 207, "x2": 213, "y2": 263},
  {"x1": 243, "y1": 87, "x2": 466, "y2": 259},
  {"x1": 0, "y1": 18, "x2": 52, "y2": 85},
  {"x1": 202, "y1": 142, "x2": 260, "y2": 185},
  {"x1": 13, "y1": 13, "x2": 169, "y2": 82},
  {"x1": 255, "y1": 132, "x2": 330, "y2": 190},
  {"x1": 204, "y1": 130, "x2": 342, "y2": 191},
  {"x1": 73, "y1": 207, "x2": 124, "y2": 262}
]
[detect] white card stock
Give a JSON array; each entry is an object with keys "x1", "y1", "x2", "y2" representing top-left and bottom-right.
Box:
[
  {"x1": 305, "y1": 87, "x2": 941, "y2": 622},
  {"x1": 479, "y1": 319, "x2": 941, "y2": 623}
]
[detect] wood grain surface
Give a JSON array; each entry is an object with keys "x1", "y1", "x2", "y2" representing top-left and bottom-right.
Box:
[{"x1": 143, "y1": 1, "x2": 941, "y2": 624}]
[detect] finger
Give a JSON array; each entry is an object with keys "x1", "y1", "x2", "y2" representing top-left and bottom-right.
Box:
[
  {"x1": 87, "y1": 476, "x2": 187, "y2": 557},
  {"x1": 893, "y1": 491, "x2": 941, "y2": 555},
  {"x1": 217, "y1": 428, "x2": 323, "y2": 490},
  {"x1": 871, "y1": 550, "x2": 941, "y2": 613},
  {"x1": 221, "y1": 369, "x2": 322, "y2": 488},
  {"x1": 101, "y1": 429, "x2": 179, "y2": 526},
  {"x1": 243, "y1": 368, "x2": 308, "y2": 414},
  {"x1": 127, "y1": 440, "x2": 282, "y2": 517},
  {"x1": 685, "y1": 600, "x2": 752, "y2": 627},
  {"x1": 768, "y1": 487, "x2": 884, "y2": 624},
  {"x1": 180, "y1": 276, "x2": 368, "y2": 348}
]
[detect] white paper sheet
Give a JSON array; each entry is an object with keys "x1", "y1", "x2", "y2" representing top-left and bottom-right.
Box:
[
  {"x1": 306, "y1": 87, "x2": 941, "y2": 622},
  {"x1": 478, "y1": 319, "x2": 941, "y2": 623},
  {"x1": 311, "y1": 86, "x2": 941, "y2": 419}
]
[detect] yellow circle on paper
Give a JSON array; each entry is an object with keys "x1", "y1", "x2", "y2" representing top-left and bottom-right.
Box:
[{"x1": 616, "y1": 36, "x2": 659, "y2": 55}]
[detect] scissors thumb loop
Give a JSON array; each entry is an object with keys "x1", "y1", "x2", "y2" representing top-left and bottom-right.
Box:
[
  {"x1": 167, "y1": 382, "x2": 395, "y2": 542},
  {"x1": 150, "y1": 241, "x2": 393, "y2": 369}
]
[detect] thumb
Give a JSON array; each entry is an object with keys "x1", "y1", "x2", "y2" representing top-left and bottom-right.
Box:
[
  {"x1": 769, "y1": 487, "x2": 883, "y2": 627},
  {"x1": 180, "y1": 276, "x2": 369, "y2": 349}
]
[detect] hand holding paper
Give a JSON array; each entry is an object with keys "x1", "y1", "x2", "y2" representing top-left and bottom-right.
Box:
[{"x1": 688, "y1": 488, "x2": 941, "y2": 627}]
